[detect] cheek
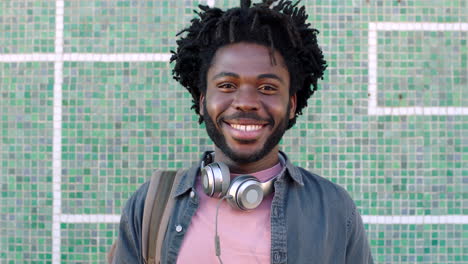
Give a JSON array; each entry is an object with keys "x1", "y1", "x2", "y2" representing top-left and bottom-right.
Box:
[
  {"x1": 205, "y1": 93, "x2": 233, "y2": 117},
  {"x1": 264, "y1": 97, "x2": 291, "y2": 117}
]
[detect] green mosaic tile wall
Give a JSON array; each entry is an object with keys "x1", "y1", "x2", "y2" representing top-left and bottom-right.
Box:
[
  {"x1": 0, "y1": 1, "x2": 56, "y2": 53},
  {"x1": 378, "y1": 31, "x2": 467, "y2": 107},
  {"x1": 1, "y1": 0, "x2": 467, "y2": 263},
  {"x1": 1, "y1": 62, "x2": 54, "y2": 261}
]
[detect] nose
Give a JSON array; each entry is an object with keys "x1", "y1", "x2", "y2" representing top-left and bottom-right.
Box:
[{"x1": 231, "y1": 85, "x2": 260, "y2": 112}]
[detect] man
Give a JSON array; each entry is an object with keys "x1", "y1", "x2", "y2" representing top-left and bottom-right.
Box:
[{"x1": 113, "y1": 0, "x2": 373, "y2": 263}]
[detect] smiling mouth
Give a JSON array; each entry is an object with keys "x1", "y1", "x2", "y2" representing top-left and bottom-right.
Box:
[{"x1": 229, "y1": 124, "x2": 264, "y2": 132}]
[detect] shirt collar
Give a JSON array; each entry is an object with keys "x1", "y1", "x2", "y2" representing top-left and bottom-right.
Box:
[
  {"x1": 173, "y1": 158, "x2": 201, "y2": 198},
  {"x1": 173, "y1": 151, "x2": 304, "y2": 198},
  {"x1": 279, "y1": 150, "x2": 304, "y2": 186}
]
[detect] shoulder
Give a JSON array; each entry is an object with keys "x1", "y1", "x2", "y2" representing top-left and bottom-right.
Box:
[
  {"x1": 290, "y1": 166, "x2": 371, "y2": 257},
  {"x1": 296, "y1": 167, "x2": 364, "y2": 234},
  {"x1": 122, "y1": 180, "x2": 151, "y2": 224},
  {"x1": 296, "y1": 167, "x2": 355, "y2": 207},
  {"x1": 119, "y1": 180, "x2": 151, "y2": 241},
  {"x1": 113, "y1": 180, "x2": 151, "y2": 263}
]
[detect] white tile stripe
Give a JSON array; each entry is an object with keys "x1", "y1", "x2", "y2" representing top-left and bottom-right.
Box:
[
  {"x1": 0, "y1": 53, "x2": 171, "y2": 62},
  {"x1": 370, "y1": 22, "x2": 468, "y2": 31},
  {"x1": 60, "y1": 214, "x2": 468, "y2": 225},
  {"x1": 61, "y1": 214, "x2": 121, "y2": 223},
  {"x1": 368, "y1": 22, "x2": 468, "y2": 116},
  {"x1": 362, "y1": 215, "x2": 468, "y2": 225},
  {"x1": 0, "y1": 54, "x2": 56, "y2": 62},
  {"x1": 63, "y1": 53, "x2": 172, "y2": 62},
  {"x1": 206, "y1": 0, "x2": 215, "y2": 7},
  {"x1": 52, "y1": 1, "x2": 64, "y2": 263},
  {"x1": 52, "y1": 61, "x2": 62, "y2": 264},
  {"x1": 368, "y1": 106, "x2": 468, "y2": 116}
]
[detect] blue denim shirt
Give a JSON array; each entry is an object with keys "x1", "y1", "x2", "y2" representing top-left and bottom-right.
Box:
[{"x1": 113, "y1": 153, "x2": 374, "y2": 264}]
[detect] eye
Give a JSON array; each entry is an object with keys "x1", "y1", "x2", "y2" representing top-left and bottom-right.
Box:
[
  {"x1": 258, "y1": 84, "x2": 278, "y2": 94},
  {"x1": 217, "y1": 82, "x2": 236, "y2": 91}
]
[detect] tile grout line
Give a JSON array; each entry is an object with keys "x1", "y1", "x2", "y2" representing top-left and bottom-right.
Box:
[
  {"x1": 373, "y1": 22, "x2": 468, "y2": 31},
  {"x1": 362, "y1": 215, "x2": 468, "y2": 224},
  {"x1": 368, "y1": 22, "x2": 468, "y2": 116},
  {"x1": 52, "y1": 1, "x2": 64, "y2": 263},
  {"x1": 59, "y1": 214, "x2": 468, "y2": 224},
  {"x1": 368, "y1": 23, "x2": 377, "y2": 115},
  {"x1": 0, "y1": 53, "x2": 172, "y2": 62}
]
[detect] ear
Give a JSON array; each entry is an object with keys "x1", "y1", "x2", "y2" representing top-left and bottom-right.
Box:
[
  {"x1": 199, "y1": 94, "x2": 205, "y2": 116},
  {"x1": 289, "y1": 94, "x2": 297, "y2": 120}
]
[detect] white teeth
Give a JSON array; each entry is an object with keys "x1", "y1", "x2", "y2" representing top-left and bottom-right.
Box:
[{"x1": 231, "y1": 124, "x2": 263, "y2": 131}]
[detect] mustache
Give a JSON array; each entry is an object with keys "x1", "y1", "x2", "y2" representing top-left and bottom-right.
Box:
[{"x1": 219, "y1": 112, "x2": 274, "y2": 125}]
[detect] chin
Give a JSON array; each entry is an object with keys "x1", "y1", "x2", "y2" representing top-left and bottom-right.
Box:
[
  {"x1": 221, "y1": 145, "x2": 269, "y2": 164},
  {"x1": 228, "y1": 144, "x2": 262, "y2": 156}
]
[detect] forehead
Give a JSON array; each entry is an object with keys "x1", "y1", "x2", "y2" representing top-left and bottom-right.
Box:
[{"x1": 208, "y1": 42, "x2": 289, "y2": 76}]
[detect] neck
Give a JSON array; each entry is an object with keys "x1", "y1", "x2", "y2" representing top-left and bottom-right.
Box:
[{"x1": 213, "y1": 146, "x2": 280, "y2": 174}]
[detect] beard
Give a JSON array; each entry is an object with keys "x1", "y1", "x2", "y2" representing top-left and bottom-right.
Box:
[{"x1": 203, "y1": 100, "x2": 290, "y2": 164}]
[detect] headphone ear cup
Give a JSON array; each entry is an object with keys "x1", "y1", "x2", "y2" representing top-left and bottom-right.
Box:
[
  {"x1": 201, "y1": 162, "x2": 231, "y2": 197},
  {"x1": 226, "y1": 175, "x2": 264, "y2": 210}
]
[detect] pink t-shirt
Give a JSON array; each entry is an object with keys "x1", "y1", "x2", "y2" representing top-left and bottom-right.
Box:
[{"x1": 176, "y1": 162, "x2": 283, "y2": 264}]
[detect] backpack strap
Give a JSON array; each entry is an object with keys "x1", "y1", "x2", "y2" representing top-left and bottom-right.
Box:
[{"x1": 142, "y1": 169, "x2": 185, "y2": 264}]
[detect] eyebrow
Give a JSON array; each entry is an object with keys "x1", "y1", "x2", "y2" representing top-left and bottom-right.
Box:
[
  {"x1": 258, "y1": 73, "x2": 285, "y2": 84},
  {"x1": 211, "y1": 72, "x2": 285, "y2": 84},
  {"x1": 211, "y1": 72, "x2": 239, "y2": 80}
]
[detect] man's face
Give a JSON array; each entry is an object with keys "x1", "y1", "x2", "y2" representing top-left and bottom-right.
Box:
[{"x1": 201, "y1": 42, "x2": 296, "y2": 164}]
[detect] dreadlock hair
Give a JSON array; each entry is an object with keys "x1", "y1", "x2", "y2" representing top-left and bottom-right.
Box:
[{"x1": 170, "y1": 0, "x2": 327, "y2": 129}]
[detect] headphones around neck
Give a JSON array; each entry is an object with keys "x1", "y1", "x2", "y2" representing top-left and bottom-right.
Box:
[{"x1": 200, "y1": 152, "x2": 283, "y2": 210}]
